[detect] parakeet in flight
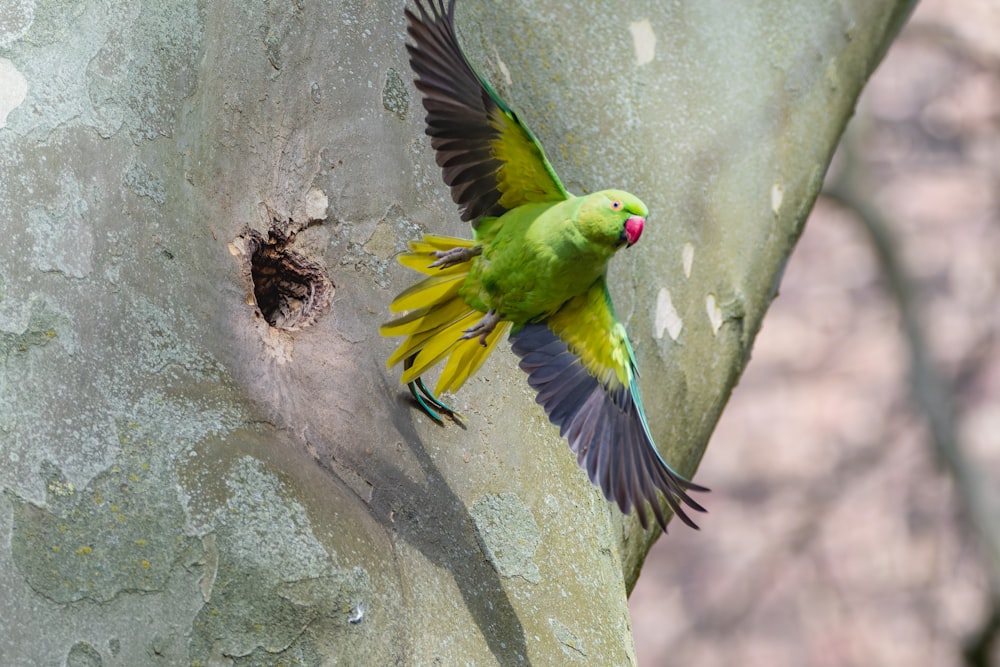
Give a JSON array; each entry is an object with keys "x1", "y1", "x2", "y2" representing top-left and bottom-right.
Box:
[{"x1": 381, "y1": 0, "x2": 707, "y2": 530}]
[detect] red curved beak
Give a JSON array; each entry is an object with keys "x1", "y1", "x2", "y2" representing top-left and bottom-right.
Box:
[{"x1": 624, "y1": 215, "x2": 645, "y2": 246}]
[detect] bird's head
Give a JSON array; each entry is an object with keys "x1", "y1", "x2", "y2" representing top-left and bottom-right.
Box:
[{"x1": 578, "y1": 190, "x2": 648, "y2": 250}]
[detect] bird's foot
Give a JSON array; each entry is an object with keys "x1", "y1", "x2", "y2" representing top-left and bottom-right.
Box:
[
  {"x1": 461, "y1": 309, "x2": 500, "y2": 347},
  {"x1": 429, "y1": 245, "x2": 482, "y2": 269},
  {"x1": 403, "y1": 355, "x2": 464, "y2": 425},
  {"x1": 407, "y1": 377, "x2": 464, "y2": 426}
]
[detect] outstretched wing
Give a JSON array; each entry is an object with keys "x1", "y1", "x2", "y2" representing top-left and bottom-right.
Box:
[
  {"x1": 405, "y1": 0, "x2": 570, "y2": 224},
  {"x1": 509, "y1": 279, "x2": 708, "y2": 531}
]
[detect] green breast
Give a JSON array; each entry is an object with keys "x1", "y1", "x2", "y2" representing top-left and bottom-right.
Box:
[{"x1": 462, "y1": 198, "x2": 614, "y2": 325}]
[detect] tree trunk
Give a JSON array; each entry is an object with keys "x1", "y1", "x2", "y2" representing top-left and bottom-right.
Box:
[{"x1": 0, "y1": 0, "x2": 913, "y2": 664}]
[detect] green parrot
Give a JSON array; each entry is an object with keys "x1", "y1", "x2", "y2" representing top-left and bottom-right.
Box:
[{"x1": 381, "y1": 0, "x2": 707, "y2": 530}]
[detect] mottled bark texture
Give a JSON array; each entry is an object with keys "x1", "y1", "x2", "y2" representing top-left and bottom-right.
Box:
[{"x1": 0, "y1": 0, "x2": 911, "y2": 664}]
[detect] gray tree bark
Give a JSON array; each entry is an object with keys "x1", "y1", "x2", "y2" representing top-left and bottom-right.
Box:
[{"x1": 0, "y1": 0, "x2": 912, "y2": 664}]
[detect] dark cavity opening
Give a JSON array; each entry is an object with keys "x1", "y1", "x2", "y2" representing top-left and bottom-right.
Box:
[{"x1": 242, "y1": 226, "x2": 333, "y2": 331}]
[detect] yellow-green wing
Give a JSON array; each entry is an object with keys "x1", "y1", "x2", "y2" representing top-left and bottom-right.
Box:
[
  {"x1": 406, "y1": 0, "x2": 570, "y2": 224},
  {"x1": 509, "y1": 279, "x2": 708, "y2": 531}
]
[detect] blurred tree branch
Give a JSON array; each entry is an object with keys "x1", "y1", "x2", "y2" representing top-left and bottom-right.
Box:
[
  {"x1": 671, "y1": 437, "x2": 890, "y2": 647},
  {"x1": 824, "y1": 127, "x2": 1000, "y2": 667}
]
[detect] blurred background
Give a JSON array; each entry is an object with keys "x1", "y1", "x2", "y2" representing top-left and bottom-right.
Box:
[{"x1": 629, "y1": 0, "x2": 1000, "y2": 665}]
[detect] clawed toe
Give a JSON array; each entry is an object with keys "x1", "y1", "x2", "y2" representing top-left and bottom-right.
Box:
[
  {"x1": 461, "y1": 309, "x2": 500, "y2": 346},
  {"x1": 429, "y1": 245, "x2": 482, "y2": 269},
  {"x1": 403, "y1": 356, "x2": 464, "y2": 425}
]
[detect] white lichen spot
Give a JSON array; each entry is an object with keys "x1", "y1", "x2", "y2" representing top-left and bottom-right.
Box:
[
  {"x1": 198, "y1": 533, "x2": 218, "y2": 602},
  {"x1": 654, "y1": 287, "x2": 683, "y2": 341},
  {"x1": 0, "y1": 1, "x2": 35, "y2": 49},
  {"x1": 825, "y1": 57, "x2": 842, "y2": 93},
  {"x1": 706, "y1": 294, "x2": 724, "y2": 335},
  {"x1": 628, "y1": 19, "x2": 656, "y2": 66},
  {"x1": 0, "y1": 58, "x2": 28, "y2": 129},
  {"x1": 493, "y1": 49, "x2": 512, "y2": 86},
  {"x1": 682, "y1": 243, "x2": 694, "y2": 279},
  {"x1": 771, "y1": 182, "x2": 784, "y2": 216},
  {"x1": 303, "y1": 187, "x2": 329, "y2": 222}
]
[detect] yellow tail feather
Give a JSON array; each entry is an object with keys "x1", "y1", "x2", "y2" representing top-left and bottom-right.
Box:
[
  {"x1": 397, "y1": 252, "x2": 468, "y2": 277},
  {"x1": 436, "y1": 320, "x2": 512, "y2": 394},
  {"x1": 383, "y1": 234, "x2": 507, "y2": 396},
  {"x1": 389, "y1": 272, "x2": 465, "y2": 313},
  {"x1": 412, "y1": 235, "x2": 475, "y2": 252},
  {"x1": 380, "y1": 297, "x2": 470, "y2": 337},
  {"x1": 383, "y1": 299, "x2": 471, "y2": 368},
  {"x1": 401, "y1": 311, "x2": 481, "y2": 383}
]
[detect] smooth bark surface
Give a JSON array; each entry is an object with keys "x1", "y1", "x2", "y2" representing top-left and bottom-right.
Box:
[{"x1": 0, "y1": 0, "x2": 912, "y2": 664}]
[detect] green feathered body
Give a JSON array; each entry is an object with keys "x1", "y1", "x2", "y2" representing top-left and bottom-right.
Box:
[{"x1": 463, "y1": 192, "x2": 631, "y2": 326}]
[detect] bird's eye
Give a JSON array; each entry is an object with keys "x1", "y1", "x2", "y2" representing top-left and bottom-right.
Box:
[{"x1": 610, "y1": 200, "x2": 623, "y2": 210}]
